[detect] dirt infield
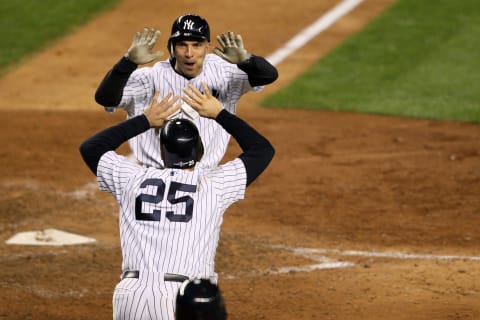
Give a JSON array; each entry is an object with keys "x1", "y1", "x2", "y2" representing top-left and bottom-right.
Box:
[{"x1": 1, "y1": 0, "x2": 480, "y2": 319}]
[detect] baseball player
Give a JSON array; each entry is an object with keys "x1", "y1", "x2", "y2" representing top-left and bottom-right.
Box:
[
  {"x1": 80, "y1": 82, "x2": 275, "y2": 320},
  {"x1": 175, "y1": 278, "x2": 227, "y2": 320},
  {"x1": 95, "y1": 13, "x2": 278, "y2": 169}
]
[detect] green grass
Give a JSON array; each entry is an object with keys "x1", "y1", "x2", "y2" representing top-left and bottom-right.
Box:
[
  {"x1": 0, "y1": 0, "x2": 121, "y2": 75},
  {"x1": 262, "y1": 0, "x2": 480, "y2": 123}
]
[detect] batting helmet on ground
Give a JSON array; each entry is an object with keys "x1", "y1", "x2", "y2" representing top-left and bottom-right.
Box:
[
  {"x1": 175, "y1": 278, "x2": 227, "y2": 320},
  {"x1": 168, "y1": 14, "x2": 210, "y2": 55},
  {"x1": 160, "y1": 118, "x2": 204, "y2": 169}
]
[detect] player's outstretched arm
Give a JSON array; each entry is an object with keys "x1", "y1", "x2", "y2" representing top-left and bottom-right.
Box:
[
  {"x1": 81, "y1": 93, "x2": 180, "y2": 174},
  {"x1": 212, "y1": 31, "x2": 278, "y2": 87},
  {"x1": 183, "y1": 83, "x2": 275, "y2": 185},
  {"x1": 95, "y1": 27, "x2": 163, "y2": 108}
]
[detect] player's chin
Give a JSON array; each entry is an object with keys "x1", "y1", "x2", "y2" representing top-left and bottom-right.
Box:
[{"x1": 180, "y1": 63, "x2": 201, "y2": 77}]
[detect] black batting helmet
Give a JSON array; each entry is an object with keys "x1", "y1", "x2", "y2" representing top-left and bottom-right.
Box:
[
  {"x1": 175, "y1": 278, "x2": 227, "y2": 320},
  {"x1": 160, "y1": 118, "x2": 204, "y2": 169},
  {"x1": 168, "y1": 14, "x2": 210, "y2": 55}
]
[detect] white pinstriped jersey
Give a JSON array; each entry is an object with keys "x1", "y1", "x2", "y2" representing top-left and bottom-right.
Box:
[
  {"x1": 106, "y1": 53, "x2": 262, "y2": 168},
  {"x1": 97, "y1": 150, "x2": 247, "y2": 280}
]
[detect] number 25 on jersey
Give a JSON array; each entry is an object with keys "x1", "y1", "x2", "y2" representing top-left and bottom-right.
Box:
[{"x1": 135, "y1": 178, "x2": 196, "y2": 222}]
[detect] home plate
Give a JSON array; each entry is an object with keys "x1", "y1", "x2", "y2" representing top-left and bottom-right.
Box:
[{"x1": 5, "y1": 228, "x2": 96, "y2": 246}]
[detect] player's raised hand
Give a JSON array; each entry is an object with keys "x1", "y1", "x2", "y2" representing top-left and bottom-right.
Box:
[
  {"x1": 182, "y1": 82, "x2": 223, "y2": 119},
  {"x1": 125, "y1": 27, "x2": 163, "y2": 64},
  {"x1": 213, "y1": 32, "x2": 251, "y2": 64},
  {"x1": 144, "y1": 92, "x2": 181, "y2": 128}
]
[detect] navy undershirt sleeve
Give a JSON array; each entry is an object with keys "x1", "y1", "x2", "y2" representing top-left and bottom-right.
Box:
[
  {"x1": 237, "y1": 55, "x2": 278, "y2": 87},
  {"x1": 215, "y1": 110, "x2": 275, "y2": 186},
  {"x1": 94, "y1": 56, "x2": 138, "y2": 107},
  {"x1": 79, "y1": 115, "x2": 150, "y2": 174}
]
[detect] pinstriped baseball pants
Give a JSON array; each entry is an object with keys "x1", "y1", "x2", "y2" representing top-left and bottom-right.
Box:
[{"x1": 113, "y1": 272, "x2": 184, "y2": 320}]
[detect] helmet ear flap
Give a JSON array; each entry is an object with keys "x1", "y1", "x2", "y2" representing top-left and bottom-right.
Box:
[{"x1": 168, "y1": 40, "x2": 174, "y2": 57}]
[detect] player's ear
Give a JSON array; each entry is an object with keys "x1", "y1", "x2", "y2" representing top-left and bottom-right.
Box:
[{"x1": 205, "y1": 42, "x2": 212, "y2": 52}]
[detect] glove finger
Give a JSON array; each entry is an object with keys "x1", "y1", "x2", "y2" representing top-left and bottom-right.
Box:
[
  {"x1": 235, "y1": 34, "x2": 244, "y2": 49},
  {"x1": 148, "y1": 30, "x2": 161, "y2": 49},
  {"x1": 140, "y1": 27, "x2": 149, "y2": 42},
  {"x1": 216, "y1": 35, "x2": 227, "y2": 48},
  {"x1": 226, "y1": 32, "x2": 235, "y2": 47},
  {"x1": 145, "y1": 28, "x2": 155, "y2": 42},
  {"x1": 149, "y1": 28, "x2": 159, "y2": 39},
  {"x1": 220, "y1": 33, "x2": 230, "y2": 47},
  {"x1": 132, "y1": 31, "x2": 141, "y2": 45},
  {"x1": 212, "y1": 47, "x2": 228, "y2": 60},
  {"x1": 152, "y1": 30, "x2": 161, "y2": 42}
]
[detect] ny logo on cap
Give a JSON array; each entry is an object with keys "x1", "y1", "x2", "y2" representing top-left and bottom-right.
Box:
[{"x1": 183, "y1": 20, "x2": 195, "y2": 30}]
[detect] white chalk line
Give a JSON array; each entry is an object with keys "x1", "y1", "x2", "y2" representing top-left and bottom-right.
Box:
[
  {"x1": 235, "y1": 245, "x2": 480, "y2": 279},
  {"x1": 274, "y1": 245, "x2": 480, "y2": 262},
  {"x1": 231, "y1": 245, "x2": 480, "y2": 279},
  {"x1": 318, "y1": 248, "x2": 480, "y2": 261},
  {"x1": 223, "y1": 245, "x2": 355, "y2": 279},
  {"x1": 267, "y1": 0, "x2": 364, "y2": 66},
  {"x1": 0, "y1": 179, "x2": 98, "y2": 201},
  {"x1": 270, "y1": 254, "x2": 355, "y2": 275},
  {"x1": 7, "y1": 283, "x2": 98, "y2": 298},
  {"x1": 62, "y1": 181, "x2": 98, "y2": 199}
]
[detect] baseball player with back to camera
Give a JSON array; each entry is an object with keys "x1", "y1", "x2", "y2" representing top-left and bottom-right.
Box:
[
  {"x1": 80, "y1": 82, "x2": 275, "y2": 319},
  {"x1": 94, "y1": 13, "x2": 278, "y2": 169}
]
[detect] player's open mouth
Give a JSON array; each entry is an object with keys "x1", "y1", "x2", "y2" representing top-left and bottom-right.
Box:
[{"x1": 183, "y1": 62, "x2": 195, "y2": 70}]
